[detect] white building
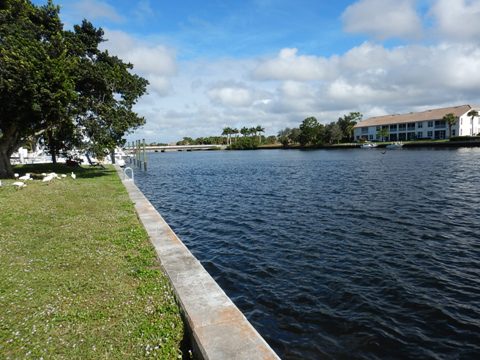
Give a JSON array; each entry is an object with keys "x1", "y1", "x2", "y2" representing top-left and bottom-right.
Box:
[{"x1": 353, "y1": 105, "x2": 480, "y2": 142}]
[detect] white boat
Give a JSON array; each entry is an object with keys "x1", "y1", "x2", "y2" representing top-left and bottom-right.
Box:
[
  {"x1": 361, "y1": 143, "x2": 378, "y2": 149},
  {"x1": 386, "y1": 142, "x2": 404, "y2": 149}
]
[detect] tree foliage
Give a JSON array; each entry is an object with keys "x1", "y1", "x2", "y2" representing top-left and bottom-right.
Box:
[
  {"x1": 443, "y1": 113, "x2": 457, "y2": 138},
  {"x1": 0, "y1": 0, "x2": 148, "y2": 177},
  {"x1": 277, "y1": 112, "x2": 363, "y2": 147}
]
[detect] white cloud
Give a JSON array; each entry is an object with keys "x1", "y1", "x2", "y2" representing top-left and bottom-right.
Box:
[
  {"x1": 102, "y1": 29, "x2": 177, "y2": 95},
  {"x1": 72, "y1": 0, "x2": 124, "y2": 23},
  {"x1": 207, "y1": 82, "x2": 254, "y2": 107},
  {"x1": 120, "y1": 1, "x2": 480, "y2": 144},
  {"x1": 430, "y1": 0, "x2": 480, "y2": 41},
  {"x1": 342, "y1": 0, "x2": 423, "y2": 40},
  {"x1": 128, "y1": 38, "x2": 480, "y2": 143},
  {"x1": 134, "y1": 0, "x2": 155, "y2": 23},
  {"x1": 253, "y1": 48, "x2": 335, "y2": 81}
]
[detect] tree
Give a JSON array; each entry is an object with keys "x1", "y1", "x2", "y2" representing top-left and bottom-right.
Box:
[
  {"x1": 325, "y1": 122, "x2": 342, "y2": 144},
  {"x1": 377, "y1": 127, "x2": 389, "y2": 142},
  {"x1": 337, "y1": 112, "x2": 362, "y2": 142},
  {"x1": 289, "y1": 128, "x2": 301, "y2": 145},
  {"x1": 71, "y1": 21, "x2": 148, "y2": 159},
  {"x1": 0, "y1": 0, "x2": 76, "y2": 176},
  {"x1": 0, "y1": 1, "x2": 147, "y2": 177},
  {"x1": 298, "y1": 117, "x2": 320, "y2": 146},
  {"x1": 240, "y1": 127, "x2": 250, "y2": 137},
  {"x1": 255, "y1": 125, "x2": 265, "y2": 143},
  {"x1": 467, "y1": 109, "x2": 478, "y2": 136},
  {"x1": 443, "y1": 113, "x2": 457, "y2": 138},
  {"x1": 222, "y1": 127, "x2": 232, "y2": 146},
  {"x1": 278, "y1": 128, "x2": 292, "y2": 147},
  {"x1": 232, "y1": 128, "x2": 239, "y2": 143}
]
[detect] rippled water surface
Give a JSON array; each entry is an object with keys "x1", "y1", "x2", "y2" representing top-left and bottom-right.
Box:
[{"x1": 133, "y1": 149, "x2": 480, "y2": 359}]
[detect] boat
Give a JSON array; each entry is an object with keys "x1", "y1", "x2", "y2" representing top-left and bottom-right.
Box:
[
  {"x1": 361, "y1": 143, "x2": 378, "y2": 149},
  {"x1": 386, "y1": 142, "x2": 404, "y2": 149}
]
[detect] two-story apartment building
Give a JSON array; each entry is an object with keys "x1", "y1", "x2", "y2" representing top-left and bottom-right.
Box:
[{"x1": 353, "y1": 105, "x2": 480, "y2": 142}]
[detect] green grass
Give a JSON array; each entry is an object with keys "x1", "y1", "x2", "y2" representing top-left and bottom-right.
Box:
[{"x1": 0, "y1": 164, "x2": 185, "y2": 359}]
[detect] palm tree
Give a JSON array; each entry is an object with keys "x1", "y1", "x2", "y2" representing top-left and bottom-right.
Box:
[
  {"x1": 443, "y1": 113, "x2": 457, "y2": 138},
  {"x1": 256, "y1": 125, "x2": 265, "y2": 143},
  {"x1": 232, "y1": 128, "x2": 239, "y2": 143},
  {"x1": 467, "y1": 109, "x2": 478, "y2": 136},
  {"x1": 223, "y1": 127, "x2": 235, "y2": 145},
  {"x1": 249, "y1": 127, "x2": 257, "y2": 138},
  {"x1": 222, "y1": 127, "x2": 230, "y2": 145},
  {"x1": 240, "y1": 127, "x2": 249, "y2": 137}
]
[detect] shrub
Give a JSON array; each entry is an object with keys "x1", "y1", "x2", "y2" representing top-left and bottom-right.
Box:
[{"x1": 449, "y1": 136, "x2": 480, "y2": 142}]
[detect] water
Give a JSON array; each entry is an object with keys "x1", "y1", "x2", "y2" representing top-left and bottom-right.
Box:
[{"x1": 133, "y1": 149, "x2": 480, "y2": 359}]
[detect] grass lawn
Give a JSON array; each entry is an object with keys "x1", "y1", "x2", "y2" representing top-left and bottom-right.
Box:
[{"x1": 0, "y1": 164, "x2": 185, "y2": 359}]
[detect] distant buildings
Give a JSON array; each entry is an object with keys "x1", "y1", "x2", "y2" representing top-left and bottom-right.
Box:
[{"x1": 353, "y1": 105, "x2": 480, "y2": 142}]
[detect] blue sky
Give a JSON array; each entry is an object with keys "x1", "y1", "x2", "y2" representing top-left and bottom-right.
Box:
[{"x1": 33, "y1": 0, "x2": 480, "y2": 143}]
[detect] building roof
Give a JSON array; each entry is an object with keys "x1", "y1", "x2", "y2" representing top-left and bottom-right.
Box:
[{"x1": 354, "y1": 105, "x2": 474, "y2": 128}]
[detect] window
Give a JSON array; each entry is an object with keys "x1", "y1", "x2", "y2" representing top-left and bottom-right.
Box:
[
  {"x1": 417, "y1": 132, "x2": 423, "y2": 138},
  {"x1": 427, "y1": 131, "x2": 433, "y2": 138},
  {"x1": 417, "y1": 122, "x2": 423, "y2": 128},
  {"x1": 361, "y1": 127, "x2": 368, "y2": 133},
  {"x1": 369, "y1": 134, "x2": 373, "y2": 140},
  {"x1": 428, "y1": 121, "x2": 433, "y2": 127},
  {"x1": 399, "y1": 124, "x2": 406, "y2": 131},
  {"x1": 407, "y1": 122, "x2": 415, "y2": 130},
  {"x1": 390, "y1": 124, "x2": 397, "y2": 131},
  {"x1": 452, "y1": 129, "x2": 456, "y2": 136},
  {"x1": 376, "y1": 126, "x2": 381, "y2": 131},
  {"x1": 435, "y1": 120, "x2": 446, "y2": 128}
]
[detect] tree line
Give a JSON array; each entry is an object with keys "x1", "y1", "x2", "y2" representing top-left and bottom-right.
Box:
[
  {"x1": 176, "y1": 125, "x2": 276, "y2": 149},
  {"x1": 174, "y1": 113, "x2": 362, "y2": 150},
  {"x1": 277, "y1": 112, "x2": 362, "y2": 147},
  {"x1": 0, "y1": 0, "x2": 147, "y2": 177}
]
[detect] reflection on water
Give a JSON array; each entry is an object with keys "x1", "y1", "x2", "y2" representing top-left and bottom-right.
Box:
[{"x1": 134, "y1": 148, "x2": 480, "y2": 359}]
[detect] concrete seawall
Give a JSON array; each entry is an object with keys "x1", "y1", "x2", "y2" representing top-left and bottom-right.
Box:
[{"x1": 115, "y1": 166, "x2": 280, "y2": 359}]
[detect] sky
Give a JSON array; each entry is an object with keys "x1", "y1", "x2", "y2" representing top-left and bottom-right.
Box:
[{"x1": 33, "y1": 0, "x2": 480, "y2": 143}]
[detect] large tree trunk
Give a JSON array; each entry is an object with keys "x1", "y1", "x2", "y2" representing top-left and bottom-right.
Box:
[
  {"x1": 51, "y1": 147, "x2": 57, "y2": 165},
  {"x1": 0, "y1": 148, "x2": 13, "y2": 178},
  {"x1": 0, "y1": 126, "x2": 20, "y2": 178},
  {"x1": 110, "y1": 148, "x2": 116, "y2": 164}
]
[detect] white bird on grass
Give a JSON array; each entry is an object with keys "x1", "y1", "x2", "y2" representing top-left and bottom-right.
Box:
[
  {"x1": 71, "y1": 172, "x2": 76, "y2": 180},
  {"x1": 42, "y1": 174, "x2": 55, "y2": 183},
  {"x1": 19, "y1": 173, "x2": 31, "y2": 181},
  {"x1": 12, "y1": 181, "x2": 26, "y2": 189},
  {"x1": 14, "y1": 173, "x2": 19, "y2": 178},
  {"x1": 61, "y1": 174, "x2": 67, "y2": 178}
]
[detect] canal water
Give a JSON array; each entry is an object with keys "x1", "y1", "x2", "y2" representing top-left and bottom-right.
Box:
[{"x1": 133, "y1": 148, "x2": 480, "y2": 359}]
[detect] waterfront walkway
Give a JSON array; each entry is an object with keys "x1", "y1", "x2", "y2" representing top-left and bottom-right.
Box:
[{"x1": 116, "y1": 166, "x2": 279, "y2": 359}]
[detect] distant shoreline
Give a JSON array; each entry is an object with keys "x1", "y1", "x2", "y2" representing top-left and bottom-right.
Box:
[{"x1": 257, "y1": 140, "x2": 480, "y2": 150}]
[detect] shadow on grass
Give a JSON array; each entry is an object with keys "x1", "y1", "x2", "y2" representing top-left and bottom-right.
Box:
[{"x1": 13, "y1": 163, "x2": 116, "y2": 179}]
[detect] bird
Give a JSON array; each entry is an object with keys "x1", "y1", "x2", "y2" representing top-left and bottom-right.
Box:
[
  {"x1": 12, "y1": 181, "x2": 26, "y2": 189},
  {"x1": 0, "y1": 180, "x2": 2, "y2": 187},
  {"x1": 18, "y1": 173, "x2": 31, "y2": 181},
  {"x1": 42, "y1": 174, "x2": 55, "y2": 183},
  {"x1": 71, "y1": 172, "x2": 76, "y2": 180},
  {"x1": 61, "y1": 174, "x2": 67, "y2": 178},
  {"x1": 14, "y1": 173, "x2": 19, "y2": 178}
]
